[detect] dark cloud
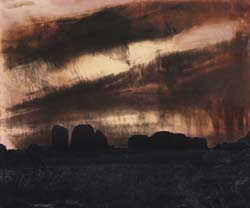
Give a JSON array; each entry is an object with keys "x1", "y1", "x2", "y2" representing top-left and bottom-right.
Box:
[
  {"x1": 2, "y1": 1, "x2": 242, "y2": 71},
  {"x1": 7, "y1": 36, "x2": 250, "y2": 135}
]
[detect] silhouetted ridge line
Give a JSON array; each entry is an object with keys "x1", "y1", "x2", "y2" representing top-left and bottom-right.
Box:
[
  {"x1": 70, "y1": 124, "x2": 109, "y2": 155},
  {"x1": 0, "y1": 125, "x2": 249, "y2": 170},
  {"x1": 128, "y1": 131, "x2": 208, "y2": 152},
  {"x1": 52, "y1": 125, "x2": 69, "y2": 152}
]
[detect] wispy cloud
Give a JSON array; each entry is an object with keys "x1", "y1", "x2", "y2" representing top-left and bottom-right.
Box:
[{"x1": 7, "y1": 1, "x2": 35, "y2": 9}]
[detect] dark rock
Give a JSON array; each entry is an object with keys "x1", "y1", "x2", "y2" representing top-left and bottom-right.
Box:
[
  {"x1": 151, "y1": 131, "x2": 175, "y2": 149},
  {"x1": 245, "y1": 130, "x2": 250, "y2": 139},
  {"x1": 0, "y1": 144, "x2": 8, "y2": 167},
  {"x1": 238, "y1": 130, "x2": 250, "y2": 145},
  {"x1": 51, "y1": 125, "x2": 69, "y2": 152},
  {"x1": 186, "y1": 137, "x2": 208, "y2": 150},
  {"x1": 150, "y1": 131, "x2": 208, "y2": 150},
  {"x1": 151, "y1": 131, "x2": 187, "y2": 149},
  {"x1": 71, "y1": 124, "x2": 95, "y2": 153},
  {"x1": 128, "y1": 135, "x2": 150, "y2": 152},
  {"x1": 0, "y1": 144, "x2": 7, "y2": 154},
  {"x1": 95, "y1": 130, "x2": 108, "y2": 150},
  {"x1": 215, "y1": 142, "x2": 248, "y2": 152}
]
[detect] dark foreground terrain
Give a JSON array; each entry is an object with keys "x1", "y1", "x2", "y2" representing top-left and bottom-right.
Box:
[{"x1": 1, "y1": 148, "x2": 250, "y2": 208}]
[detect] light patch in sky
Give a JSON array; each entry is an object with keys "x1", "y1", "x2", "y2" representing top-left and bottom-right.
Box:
[
  {"x1": 128, "y1": 21, "x2": 239, "y2": 66},
  {"x1": 0, "y1": 20, "x2": 240, "y2": 108}
]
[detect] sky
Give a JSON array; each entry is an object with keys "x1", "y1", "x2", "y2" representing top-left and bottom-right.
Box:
[
  {"x1": 0, "y1": 0, "x2": 140, "y2": 148},
  {"x1": 0, "y1": 0, "x2": 249, "y2": 149},
  {"x1": 0, "y1": 0, "x2": 243, "y2": 108}
]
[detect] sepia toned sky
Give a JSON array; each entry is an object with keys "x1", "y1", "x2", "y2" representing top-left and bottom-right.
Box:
[
  {"x1": 0, "y1": 0, "x2": 249, "y2": 149},
  {"x1": 0, "y1": 0, "x2": 131, "y2": 105},
  {"x1": 0, "y1": 0, "x2": 246, "y2": 112},
  {"x1": 0, "y1": 0, "x2": 244, "y2": 108}
]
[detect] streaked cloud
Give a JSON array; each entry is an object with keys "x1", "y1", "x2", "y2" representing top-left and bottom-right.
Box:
[{"x1": 7, "y1": 1, "x2": 35, "y2": 9}]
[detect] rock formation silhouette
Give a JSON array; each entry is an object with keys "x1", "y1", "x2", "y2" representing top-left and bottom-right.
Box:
[
  {"x1": 0, "y1": 144, "x2": 7, "y2": 155},
  {"x1": 150, "y1": 131, "x2": 208, "y2": 150},
  {"x1": 215, "y1": 142, "x2": 248, "y2": 152},
  {"x1": 128, "y1": 135, "x2": 150, "y2": 152},
  {"x1": 71, "y1": 124, "x2": 95, "y2": 153},
  {"x1": 51, "y1": 125, "x2": 69, "y2": 152},
  {"x1": 127, "y1": 131, "x2": 208, "y2": 152},
  {"x1": 94, "y1": 130, "x2": 109, "y2": 151}
]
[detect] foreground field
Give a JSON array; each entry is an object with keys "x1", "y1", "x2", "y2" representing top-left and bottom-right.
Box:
[{"x1": 0, "y1": 149, "x2": 250, "y2": 208}]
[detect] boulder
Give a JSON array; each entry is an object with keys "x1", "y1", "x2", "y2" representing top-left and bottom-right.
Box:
[
  {"x1": 151, "y1": 131, "x2": 186, "y2": 149},
  {"x1": 51, "y1": 125, "x2": 69, "y2": 152},
  {"x1": 215, "y1": 142, "x2": 248, "y2": 152},
  {"x1": 150, "y1": 131, "x2": 208, "y2": 150},
  {"x1": 0, "y1": 144, "x2": 7, "y2": 165},
  {"x1": 246, "y1": 130, "x2": 250, "y2": 139},
  {"x1": 185, "y1": 137, "x2": 208, "y2": 150},
  {"x1": 0, "y1": 144, "x2": 7, "y2": 155},
  {"x1": 71, "y1": 124, "x2": 95, "y2": 153},
  {"x1": 238, "y1": 130, "x2": 250, "y2": 145},
  {"x1": 95, "y1": 130, "x2": 108, "y2": 150},
  {"x1": 128, "y1": 135, "x2": 150, "y2": 152}
]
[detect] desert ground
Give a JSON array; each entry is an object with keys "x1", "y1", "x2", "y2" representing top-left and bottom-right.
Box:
[{"x1": 0, "y1": 148, "x2": 250, "y2": 208}]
